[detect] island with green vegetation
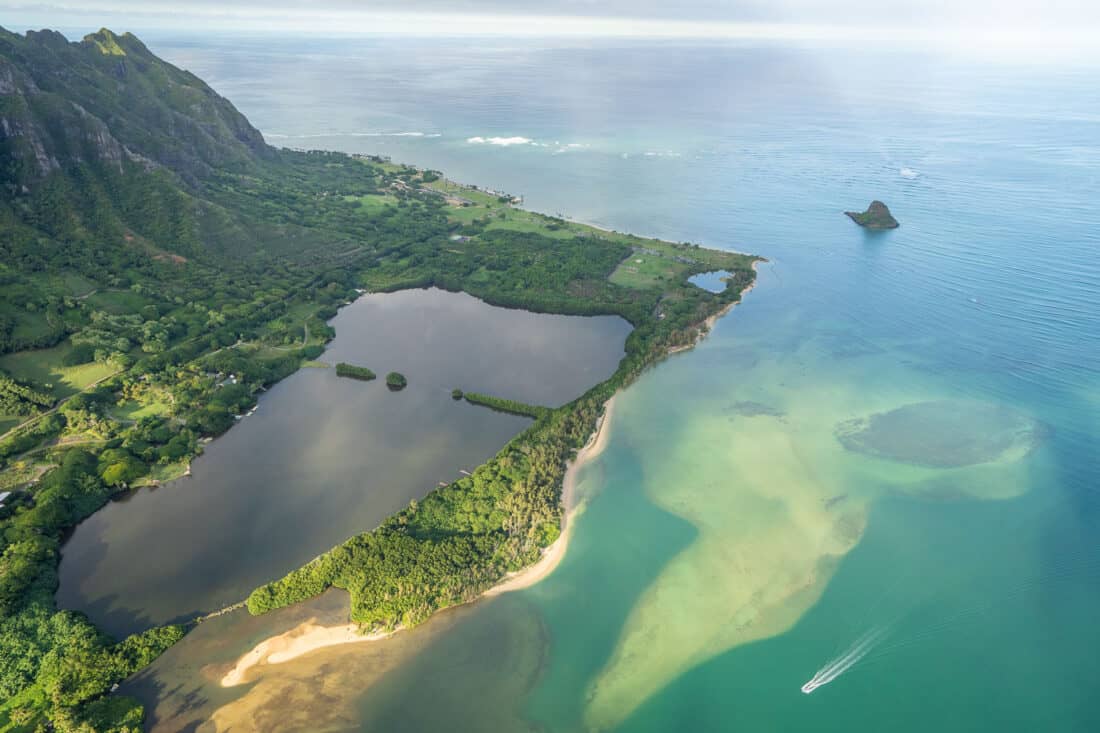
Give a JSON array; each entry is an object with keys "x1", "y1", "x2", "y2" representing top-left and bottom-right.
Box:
[
  {"x1": 335, "y1": 362, "x2": 376, "y2": 381},
  {"x1": 0, "y1": 27, "x2": 758, "y2": 732},
  {"x1": 461, "y1": 392, "x2": 550, "y2": 419},
  {"x1": 385, "y1": 372, "x2": 408, "y2": 390},
  {"x1": 845, "y1": 200, "x2": 900, "y2": 229}
]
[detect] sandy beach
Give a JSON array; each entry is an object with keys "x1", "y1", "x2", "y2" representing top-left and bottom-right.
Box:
[
  {"x1": 487, "y1": 394, "x2": 616, "y2": 596},
  {"x1": 220, "y1": 396, "x2": 618, "y2": 687},
  {"x1": 221, "y1": 622, "x2": 395, "y2": 686}
]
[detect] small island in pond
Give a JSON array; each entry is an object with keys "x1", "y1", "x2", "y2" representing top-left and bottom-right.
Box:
[
  {"x1": 845, "y1": 200, "x2": 899, "y2": 229},
  {"x1": 335, "y1": 363, "x2": 376, "y2": 381},
  {"x1": 386, "y1": 372, "x2": 408, "y2": 390}
]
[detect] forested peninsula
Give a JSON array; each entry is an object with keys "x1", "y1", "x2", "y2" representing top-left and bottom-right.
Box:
[{"x1": 0, "y1": 27, "x2": 757, "y2": 732}]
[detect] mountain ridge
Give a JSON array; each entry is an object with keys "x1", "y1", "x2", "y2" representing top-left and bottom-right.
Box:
[{"x1": 0, "y1": 26, "x2": 269, "y2": 186}]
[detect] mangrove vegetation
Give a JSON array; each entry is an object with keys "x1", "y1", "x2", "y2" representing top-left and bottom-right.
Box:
[
  {"x1": 461, "y1": 392, "x2": 550, "y2": 419},
  {"x1": 335, "y1": 362, "x2": 376, "y2": 381}
]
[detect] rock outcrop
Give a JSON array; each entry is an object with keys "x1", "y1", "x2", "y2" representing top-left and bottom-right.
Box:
[{"x1": 845, "y1": 200, "x2": 899, "y2": 229}]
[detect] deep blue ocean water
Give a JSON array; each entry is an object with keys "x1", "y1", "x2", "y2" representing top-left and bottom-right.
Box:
[{"x1": 117, "y1": 33, "x2": 1100, "y2": 731}]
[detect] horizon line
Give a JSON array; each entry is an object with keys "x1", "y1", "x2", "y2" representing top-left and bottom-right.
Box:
[{"x1": 5, "y1": 8, "x2": 1100, "y2": 47}]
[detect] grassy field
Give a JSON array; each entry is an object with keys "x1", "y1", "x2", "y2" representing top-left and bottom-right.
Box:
[
  {"x1": 0, "y1": 344, "x2": 118, "y2": 398},
  {"x1": 608, "y1": 251, "x2": 687, "y2": 289},
  {"x1": 344, "y1": 193, "x2": 399, "y2": 214},
  {"x1": 51, "y1": 271, "x2": 97, "y2": 297},
  {"x1": 133, "y1": 459, "x2": 190, "y2": 487},
  {"x1": 86, "y1": 289, "x2": 152, "y2": 315},
  {"x1": 420, "y1": 174, "x2": 748, "y2": 291},
  {"x1": 111, "y1": 397, "x2": 171, "y2": 422},
  {"x1": 422, "y1": 178, "x2": 504, "y2": 206},
  {"x1": 9, "y1": 310, "x2": 52, "y2": 343}
]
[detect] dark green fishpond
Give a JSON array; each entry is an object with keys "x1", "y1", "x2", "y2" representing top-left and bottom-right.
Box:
[{"x1": 56, "y1": 288, "x2": 630, "y2": 638}]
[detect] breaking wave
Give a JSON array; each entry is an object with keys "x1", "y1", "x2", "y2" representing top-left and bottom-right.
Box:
[
  {"x1": 467, "y1": 136, "x2": 532, "y2": 146},
  {"x1": 265, "y1": 131, "x2": 441, "y2": 139}
]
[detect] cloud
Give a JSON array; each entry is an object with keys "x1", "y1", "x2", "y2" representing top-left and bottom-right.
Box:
[{"x1": 3, "y1": 0, "x2": 1099, "y2": 37}]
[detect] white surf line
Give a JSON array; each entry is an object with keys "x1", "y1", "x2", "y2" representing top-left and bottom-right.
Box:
[{"x1": 801, "y1": 627, "x2": 885, "y2": 694}]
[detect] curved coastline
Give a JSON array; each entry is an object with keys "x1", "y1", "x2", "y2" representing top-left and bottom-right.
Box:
[
  {"x1": 668, "y1": 259, "x2": 761, "y2": 355},
  {"x1": 220, "y1": 396, "x2": 618, "y2": 687},
  {"x1": 220, "y1": 622, "x2": 394, "y2": 687},
  {"x1": 219, "y1": 259, "x2": 757, "y2": 688},
  {"x1": 486, "y1": 392, "x2": 616, "y2": 596}
]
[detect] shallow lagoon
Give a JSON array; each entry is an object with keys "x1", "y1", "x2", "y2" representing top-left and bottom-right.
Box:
[
  {"x1": 57, "y1": 288, "x2": 630, "y2": 638},
  {"x1": 687, "y1": 270, "x2": 733, "y2": 293}
]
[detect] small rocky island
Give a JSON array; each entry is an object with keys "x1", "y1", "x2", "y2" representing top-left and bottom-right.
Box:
[{"x1": 845, "y1": 200, "x2": 899, "y2": 229}]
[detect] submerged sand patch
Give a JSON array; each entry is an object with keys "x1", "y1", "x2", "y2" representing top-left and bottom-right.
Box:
[
  {"x1": 583, "y1": 350, "x2": 1045, "y2": 729},
  {"x1": 584, "y1": 410, "x2": 868, "y2": 729}
]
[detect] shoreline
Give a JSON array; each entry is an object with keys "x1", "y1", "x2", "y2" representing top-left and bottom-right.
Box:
[
  {"x1": 217, "y1": 249, "x2": 759, "y2": 688},
  {"x1": 552, "y1": 211, "x2": 758, "y2": 262},
  {"x1": 220, "y1": 621, "x2": 395, "y2": 687},
  {"x1": 486, "y1": 393, "x2": 616, "y2": 596},
  {"x1": 668, "y1": 259, "x2": 762, "y2": 356},
  {"x1": 218, "y1": 260, "x2": 758, "y2": 687},
  {"x1": 220, "y1": 396, "x2": 618, "y2": 687}
]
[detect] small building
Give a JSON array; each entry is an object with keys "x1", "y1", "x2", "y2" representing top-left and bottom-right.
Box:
[{"x1": 0, "y1": 491, "x2": 11, "y2": 507}]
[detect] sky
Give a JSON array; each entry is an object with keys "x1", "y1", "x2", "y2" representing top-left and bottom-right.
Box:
[{"x1": 2, "y1": 0, "x2": 1098, "y2": 40}]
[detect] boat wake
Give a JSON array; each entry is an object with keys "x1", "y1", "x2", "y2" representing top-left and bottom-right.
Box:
[{"x1": 801, "y1": 627, "x2": 886, "y2": 694}]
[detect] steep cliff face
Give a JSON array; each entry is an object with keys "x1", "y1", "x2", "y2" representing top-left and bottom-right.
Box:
[
  {"x1": 0, "y1": 27, "x2": 270, "y2": 188},
  {"x1": 0, "y1": 53, "x2": 146, "y2": 181},
  {"x1": 0, "y1": 55, "x2": 62, "y2": 178},
  {"x1": 0, "y1": 27, "x2": 305, "y2": 272}
]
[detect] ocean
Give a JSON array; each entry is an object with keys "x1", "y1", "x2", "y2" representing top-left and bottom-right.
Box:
[{"x1": 121, "y1": 32, "x2": 1100, "y2": 731}]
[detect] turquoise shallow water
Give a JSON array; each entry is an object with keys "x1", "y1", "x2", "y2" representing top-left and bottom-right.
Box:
[{"x1": 123, "y1": 35, "x2": 1100, "y2": 731}]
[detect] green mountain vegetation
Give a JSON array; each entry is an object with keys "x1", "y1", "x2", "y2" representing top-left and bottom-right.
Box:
[{"x1": 0, "y1": 26, "x2": 757, "y2": 732}]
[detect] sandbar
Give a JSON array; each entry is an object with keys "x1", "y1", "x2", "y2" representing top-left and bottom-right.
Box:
[
  {"x1": 221, "y1": 396, "x2": 618, "y2": 686},
  {"x1": 221, "y1": 622, "x2": 394, "y2": 686}
]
